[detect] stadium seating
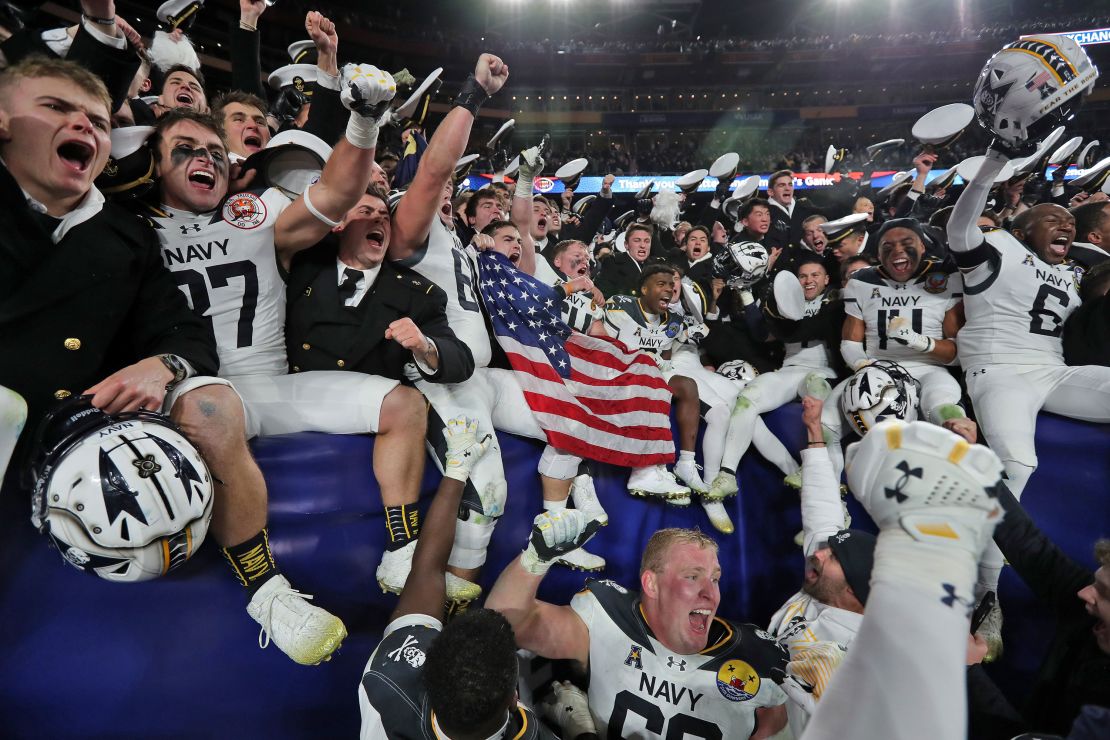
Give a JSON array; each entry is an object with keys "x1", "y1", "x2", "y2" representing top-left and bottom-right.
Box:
[{"x1": 0, "y1": 407, "x2": 1106, "y2": 738}]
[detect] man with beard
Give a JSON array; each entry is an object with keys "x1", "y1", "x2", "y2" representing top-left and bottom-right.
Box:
[{"x1": 487, "y1": 519, "x2": 789, "y2": 738}]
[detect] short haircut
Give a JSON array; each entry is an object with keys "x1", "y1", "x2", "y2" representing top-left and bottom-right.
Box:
[
  {"x1": 532, "y1": 195, "x2": 554, "y2": 211},
  {"x1": 980, "y1": 210, "x2": 1003, "y2": 228},
  {"x1": 841, "y1": 255, "x2": 874, "y2": 282},
  {"x1": 1095, "y1": 538, "x2": 1110, "y2": 568},
  {"x1": 1080, "y1": 261, "x2": 1110, "y2": 302},
  {"x1": 488, "y1": 181, "x2": 510, "y2": 193},
  {"x1": 626, "y1": 223, "x2": 654, "y2": 241},
  {"x1": 161, "y1": 64, "x2": 205, "y2": 94},
  {"x1": 377, "y1": 151, "x2": 400, "y2": 164},
  {"x1": 802, "y1": 213, "x2": 828, "y2": 229},
  {"x1": 211, "y1": 89, "x2": 267, "y2": 120},
  {"x1": 740, "y1": 197, "x2": 771, "y2": 221},
  {"x1": 1072, "y1": 201, "x2": 1110, "y2": 243},
  {"x1": 769, "y1": 170, "x2": 793, "y2": 188},
  {"x1": 423, "y1": 609, "x2": 518, "y2": 734},
  {"x1": 640, "y1": 528, "x2": 718, "y2": 575},
  {"x1": 552, "y1": 239, "x2": 587, "y2": 260},
  {"x1": 639, "y1": 263, "x2": 678, "y2": 288},
  {"x1": 480, "y1": 219, "x2": 516, "y2": 237},
  {"x1": 683, "y1": 225, "x2": 711, "y2": 245},
  {"x1": 0, "y1": 56, "x2": 111, "y2": 117},
  {"x1": 794, "y1": 254, "x2": 828, "y2": 275},
  {"x1": 1012, "y1": 203, "x2": 1065, "y2": 238},
  {"x1": 150, "y1": 109, "x2": 227, "y2": 160},
  {"x1": 364, "y1": 183, "x2": 389, "y2": 205},
  {"x1": 466, "y1": 189, "x2": 500, "y2": 219}
]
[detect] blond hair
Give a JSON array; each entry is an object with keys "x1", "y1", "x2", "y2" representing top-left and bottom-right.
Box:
[
  {"x1": 0, "y1": 56, "x2": 111, "y2": 116},
  {"x1": 640, "y1": 528, "x2": 719, "y2": 576}
]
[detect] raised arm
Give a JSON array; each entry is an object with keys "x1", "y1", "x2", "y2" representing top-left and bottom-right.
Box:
[
  {"x1": 391, "y1": 55, "x2": 509, "y2": 260},
  {"x1": 509, "y1": 144, "x2": 544, "y2": 277},
  {"x1": 275, "y1": 64, "x2": 396, "y2": 262},
  {"x1": 391, "y1": 418, "x2": 490, "y2": 622},
  {"x1": 798, "y1": 396, "x2": 846, "y2": 554},
  {"x1": 301, "y1": 11, "x2": 347, "y2": 146},
  {"x1": 231, "y1": 0, "x2": 268, "y2": 99},
  {"x1": 948, "y1": 148, "x2": 1007, "y2": 254},
  {"x1": 485, "y1": 509, "x2": 600, "y2": 667}
]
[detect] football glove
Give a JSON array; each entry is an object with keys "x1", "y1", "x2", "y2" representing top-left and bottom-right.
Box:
[{"x1": 520, "y1": 509, "x2": 602, "y2": 575}]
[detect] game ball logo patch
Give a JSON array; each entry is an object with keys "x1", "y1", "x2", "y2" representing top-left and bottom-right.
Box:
[
  {"x1": 924, "y1": 273, "x2": 949, "y2": 294},
  {"x1": 716, "y1": 660, "x2": 760, "y2": 702},
  {"x1": 223, "y1": 192, "x2": 267, "y2": 229}
]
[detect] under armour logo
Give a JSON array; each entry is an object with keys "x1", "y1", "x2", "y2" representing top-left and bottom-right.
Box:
[
  {"x1": 940, "y1": 583, "x2": 974, "y2": 612},
  {"x1": 970, "y1": 368, "x2": 988, "y2": 378},
  {"x1": 667, "y1": 657, "x2": 687, "y2": 671},
  {"x1": 179, "y1": 224, "x2": 202, "y2": 235},
  {"x1": 884, "y1": 460, "x2": 922, "y2": 504}
]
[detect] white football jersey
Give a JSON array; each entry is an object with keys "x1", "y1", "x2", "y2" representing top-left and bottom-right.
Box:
[
  {"x1": 956, "y1": 230, "x2": 1081, "y2": 368},
  {"x1": 602, "y1": 295, "x2": 686, "y2": 356},
  {"x1": 572, "y1": 580, "x2": 789, "y2": 739},
  {"x1": 842, "y1": 264, "x2": 962, "y2": 369},
  {"x1": 553, "y1": 273, "x2": 603, "y2": 334},
  {"x1": 396, "y1": 218, "x2": 492, "y2": 368},
  {"x1": 153, "y1": 189, "x2": 293, "y2": 377}
]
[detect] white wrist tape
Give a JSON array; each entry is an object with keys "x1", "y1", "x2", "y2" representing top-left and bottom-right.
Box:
[
  {"x1": 345, "y1": 112, "x2": 379, "y2": 150},
  {"x1": 302, "y1": 184, "x2": 341, "y2": 228}
]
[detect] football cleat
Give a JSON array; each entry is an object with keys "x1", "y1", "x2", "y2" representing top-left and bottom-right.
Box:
[
  {"x1": 570, "y1": 474, "x2": 608, "y2": 526},
  {"x1": 627, "y1": 465, "x2": 691, "y2": 504},
  {"x1": 376, "y1": 540, "x2": 482, "y2": 602},
  {"x1": 706, "y1": 470, "x2": 740, "y2": 501},
  {"x1": 701, "y1": 498, "x2": 735, "y2": 534},
  {"x1": 246, "y1": 574, "x2": 347, "y2": 666},
  {"x1": 976, "y1": 598, "x2": 1004, "y2": 662},
  {"x1": 845, "y1": 421, "x2": 1004, "y2": 555},
  {"x1": 555, "y1": 546, "x2": 607, "y2": 572},
  {"x1": 673, "y1": 459, "x2": 710, "y2": 495}
]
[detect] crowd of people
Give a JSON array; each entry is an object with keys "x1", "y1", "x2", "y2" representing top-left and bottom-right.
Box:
[{"x1": 1, "y1": 1, "x2": 1109, "y2": 739}]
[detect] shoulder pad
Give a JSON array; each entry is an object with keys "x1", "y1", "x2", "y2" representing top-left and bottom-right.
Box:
[{"x1": 848, "y1": 266, "x2": 884, "y2": 286}]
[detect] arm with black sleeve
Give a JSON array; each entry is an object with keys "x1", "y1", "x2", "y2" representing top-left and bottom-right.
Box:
[
  {"x1": 300, "y1": 11, "x2": 346, "y2": 146},
  {"x1": 230, "y1": 0, "x2": 268, "y2": 100},
  {"x1": 68, "y1": 3, "x2": 140, "y2": 115},
  {"x1": 559, "y1": 187, "x2": 613, "y2": 245}
]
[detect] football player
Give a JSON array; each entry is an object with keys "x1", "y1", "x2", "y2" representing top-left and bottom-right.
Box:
[
  {"x1": 822, "y1": 218, "x2": 975, "y2": 480},
  {"x1": 487, "y1": 519, "x2": 790, "y2": 738}
]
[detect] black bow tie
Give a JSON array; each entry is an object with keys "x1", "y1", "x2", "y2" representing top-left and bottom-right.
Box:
[{"x1": 338, "y1": 267, "x2": 362, "y2": 303}]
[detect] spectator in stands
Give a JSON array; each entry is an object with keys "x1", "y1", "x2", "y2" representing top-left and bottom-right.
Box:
[
  {"x1": 151, "y1": 65, "x2": 207, "y2": 117},
  {"x1": 1069, "y1": 199, "x2": 1110, "y2": 270}
]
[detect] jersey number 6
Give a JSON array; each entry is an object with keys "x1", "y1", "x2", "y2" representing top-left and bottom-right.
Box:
[{"x1": 609, "y1": 690, "x2": 723, "y2": 739}]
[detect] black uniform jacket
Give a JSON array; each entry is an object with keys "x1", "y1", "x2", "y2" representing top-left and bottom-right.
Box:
[{"x1": 285, "y1": 242, "x2": 474, "y2": 384}]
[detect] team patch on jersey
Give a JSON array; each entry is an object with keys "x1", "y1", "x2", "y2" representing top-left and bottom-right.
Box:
[
  {"x1": 716, "y1": 660, "x2": 760, "y2": 702},
  {"x1": 871, "y1": 288, "x2": 881, "y2": 299},
  {"x1": 222, "y1": 192, "x2": 267, "y2": 230},
  {"x1": 923, "y1": 273, "x2": 949, "y2": 294},
  {"x1": 1022, "y1": 254, "x2": 1036, "y2": 267},
  {"x1": 625, "y1": 645, "x2": 644, "y2": 670},
  {"x1": 386, "y1": 633, "x2": 426, "y2": 668}
]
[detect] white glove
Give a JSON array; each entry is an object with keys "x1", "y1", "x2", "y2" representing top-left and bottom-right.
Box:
[
  {"x1": 341, "y1": 63, "x2": 396, "y2": 149},
  {"x1": 655, "y1": 357, "x2": 674, "y2": 374},
  {"x1": 780, "y1": 641, "x2": 846, "y2": 716},
  {"x1": 539, "y1": 681, "x2": 598, "y2": 740},
  {"x1": 515, "y1": 141, "x2": 546, "y2": 198},
  {"x1": 887, "y1": 316, "x2": 935, "y2": 353},
  {"x1": 443, "y1": 417, "x2": 491, "y2": 482},
  {"x1": 520, "y1": 510, "x2": 602, "y2": 575},
  {"x1": 738, "y1": 289, "x2": 756, "y2": 306}
]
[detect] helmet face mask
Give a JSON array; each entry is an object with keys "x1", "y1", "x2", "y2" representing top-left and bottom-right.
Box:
[
  {"x1": 29, "y1": 399, "x2": 214, "y2": 583},
  {"x1": 840, "y1": 360, "x2": 922, "y2": 437},
  {"x1": 973, "y1": 35, "x2": 1099, "y2": 149},
  {"x1": 714, "y1": 241, "x2": 768, "y2": 289}
]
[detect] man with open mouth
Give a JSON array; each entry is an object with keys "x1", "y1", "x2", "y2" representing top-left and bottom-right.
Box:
[
  {"x1": 487, "y1": 519, "x2": 789, "y2": 738},
  {"x1": 138, "y1": 61, "x2": 405, "y2": 665}
]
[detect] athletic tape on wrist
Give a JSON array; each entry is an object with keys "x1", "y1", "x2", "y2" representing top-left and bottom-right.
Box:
[
  {"x1": 302, "y1": 184, "x2": 342, "y2": 228},
  {"x1": 453, "y1": 75, "x2": 490, "y2": 116},
  {"x1": 345, "y1": 112, "x2": 379, "y2": 150}
]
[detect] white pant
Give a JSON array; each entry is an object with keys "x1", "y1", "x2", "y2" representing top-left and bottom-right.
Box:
[{"x1": 167, "y1": 371, "x2": 399, "y2": 439}]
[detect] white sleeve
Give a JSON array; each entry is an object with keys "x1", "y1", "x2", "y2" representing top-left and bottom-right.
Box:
[
  {"x1": 81, "y1": 19, "x2": 127, "y2": 50},
  {"x1": 947, "y1": 149, "x2": 1007, "y2": 253},
  {"x1": 800, "y1": 447, "x2": 845, "y2": 555},
  {"x1": 773, "y1": 269, "x2": 807, "y2": 320}
]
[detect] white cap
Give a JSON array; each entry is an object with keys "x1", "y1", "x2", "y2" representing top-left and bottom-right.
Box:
[
  {"x1": 455, "y1": 153, "x2": 480, "y2": 178},
  {"x1": 1048, "y1": 136, "x2": 1083, "y2": 166},
  {"x1": 267, "y1": 64, "x2": 318, "y2": 95},
  {"x1": 485, "y1": 116, "x2": 515, "y2": 150},
  {"x1": 675, "y1": 168, "x2": 708, "y2": 194},
  {"x1": 709, "y1": 152, "x2": 740, "y2": 179},
  {"x1": 955, "y1": 155, "x2": 1016, "y2": 184},
  {"x1": 157, "y1": 0, "x2": 204, "y2": 30},
  {"x1": 819, "y1": 212, "x2": 869, "y2": 242},
  {"x1": 1076, "y1": 140, "x2": 1101, "y2": 169},
  {"x1": 242, "y1": 129, "x2": 332, "y2": 198},
  {"x1": 393, "y1": 67, "x2": 444, "y2": 128},
  {"x1": 109, "y1": 126, "x2": 155, "y2": 159},
  {"x1": 876, "y1": 171, "x2": 914, "y2": 200},
  {"x1": 287, "y1": 40, "x2": 315, "y2": 64},
  {"x1": 1069, "y1": 156, "x2": 1110, "y2": 190},
  {"x1": 865, "y1": 139, "x2": 904, "y2": 160},
  {"x1": 911, "y1": 103, "x2": 975, "y2": 146},
  {"x1": 825, "y1": 145, "x2": 847, "y2": 174}
]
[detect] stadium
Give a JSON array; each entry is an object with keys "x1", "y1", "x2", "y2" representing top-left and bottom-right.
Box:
[{"x1": 1, "y1": 0, "x2": 1109, "y2": 738}]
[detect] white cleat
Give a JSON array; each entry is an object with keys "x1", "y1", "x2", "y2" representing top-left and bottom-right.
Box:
[
  {"x1": 246, "y1": 574, "x2": 347, "y2": 666},
  {"x1": 706, "y1": 470, "x2": 739, "y2": 501},
  {"x1": 555, "y1": 546, "x2": 607, "y2": 572},
  {"x1": 376, "y1": 540, "x2": 482, "y2": 603},
  {"x1": 570, "y1": 474, "x2": 608, "y2": 526},
  {"x1": 674, "y1": 459, "x2": 710, "y2": 495},
  {"x1": 701, "y1": 498, "x2": 735, "y2": 534},
  {"x1": 627, "y1": 465, "x2": 691, "y2": 505},
  {"x1": 845, "y1": 421, "x2": 1004, "y2": 556},
  {"x1": 976, "y1": 597, "x2": 1004, "y2": 662}
]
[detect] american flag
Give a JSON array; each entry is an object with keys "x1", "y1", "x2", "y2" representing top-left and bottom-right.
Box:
[
  {"x1": 475, "y1": 251, "x2": 675, "y2": 467},
  {"x1": 1025, "y1": 70, "x2": 1052, "y2": 91}
]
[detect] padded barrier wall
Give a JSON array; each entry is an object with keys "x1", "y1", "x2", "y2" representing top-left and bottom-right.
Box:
[{"x1": 0, "y1": 406, "x2": 1107, "y2": 738}]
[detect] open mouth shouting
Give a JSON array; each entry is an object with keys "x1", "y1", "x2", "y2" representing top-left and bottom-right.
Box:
[
  {"x1": 242, "y1": 133, "x2": 263, "y2": 153},
  {"x1": 365, "y1": 227, "x2": 386, "y2": 250},
  {"x1": 57, "y1": 139, "x2": 94, "y2": 174},
  {"x1": 536, "y1": 217, "x2": 548, "y2": 232},
  {"x1": 187, "y1": 166, "x2": 216, "y2": 191},
  {"x1": 175, "y1": 91, "x2": 195, "y2": 108},
  {"x1": 888, "y1": 254, "x2": 913, "y2": 278},
  {"x1": 1048, "y1": 234, "x2": 1071, "y2": 258},
  {"x1": 689, "y1": 608, "x2": 712, "y2": 634}
]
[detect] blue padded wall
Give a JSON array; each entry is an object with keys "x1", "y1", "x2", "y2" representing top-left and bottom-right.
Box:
[{"x1": 0, "y1": 406, "x2": 1106, "y2": 738}]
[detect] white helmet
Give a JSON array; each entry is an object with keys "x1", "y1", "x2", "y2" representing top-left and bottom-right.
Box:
[
  {"x1": 972, "y1": 35, "x2": 1099, "y2": 148},
  {"x1": 714, "y1": 241, "x2": 768, "y2": 289},
  {"x1": 840, "y1": 360, "x2": 921, "y2": 437},
  {"x1": 716, "y1": 359, "x2": 758, "y2": 385},
  {"x1": 29, "y1": 400, "x2": 214, "y2": 582}
]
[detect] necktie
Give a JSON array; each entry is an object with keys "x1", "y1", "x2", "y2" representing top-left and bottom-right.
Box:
[{"x1": 338, "y1": 267, "x2": 362, "y2": 305}]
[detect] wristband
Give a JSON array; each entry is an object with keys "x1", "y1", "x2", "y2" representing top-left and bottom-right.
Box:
[
  {"x1": 453, "y1": 75, "x2": 490, "y2": 116},
  {"x1": 345, "y1": 112, "x2": 379, "y2": 150},
  {"x1": 238, "y1": 20, "x2": 257, "y2": 31},
  {"x1": 83, "y1": 13, "x2": 116, "y2": 26},
  {"x1": 302, "y1": 184, "x2": 342, "y2": 228}
]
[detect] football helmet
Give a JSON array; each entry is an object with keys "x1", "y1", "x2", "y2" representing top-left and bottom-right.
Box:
[
  {"x1": 972, "y1": 35, "x2": 1099, "y2": 149},
  {"x1": 716, "y1": 359, "x2": 758, "y2": 384},
  {"x1": 713, "y1": 241, "x2": 769, "y2": 289},
  {"x1": 28, "y1": 397, "x2": 214, "y2": 582},
  {"x1": 840, "y1": 360, "x2": 921, "y2": 437}
]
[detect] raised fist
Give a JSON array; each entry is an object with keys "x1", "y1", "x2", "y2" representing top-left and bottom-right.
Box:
[
  {"x1": 474, "y1": 54, "x2": 509, "y2": 97},
  {"x1": 340, "y1": 63, "x2": 396, "y2": 119}
]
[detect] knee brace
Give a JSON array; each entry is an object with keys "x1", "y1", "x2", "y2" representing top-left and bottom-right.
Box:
[
  {"x1": 537, "y1": 446, "x2": 582, "y2": 481},
  {"x1": 448, "y1": 515, "x2": 497, "y2": 569}
]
